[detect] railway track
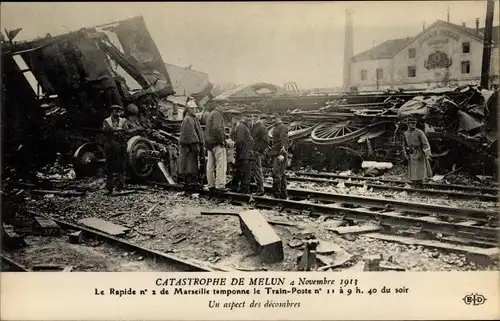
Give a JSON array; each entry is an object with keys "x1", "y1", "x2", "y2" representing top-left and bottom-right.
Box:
[
  {"x1": 290, "y1": 171, "x2": 499, "y2": 195},
  {"x1": 284, "y1": 176, "x2": 498, "y2": 202},
  {"x1": 152, "y1": 183, "x2": 499, "y2": 247},
  {"x1": 2, "y1": 215, "x2": 234, "y2": 272}
]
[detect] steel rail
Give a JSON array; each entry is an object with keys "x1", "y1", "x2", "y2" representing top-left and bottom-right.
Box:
[
  {"x1": 1, "y1": 254, "x2": 30, "y2": 272},
  {"x1": 292, "y1": 171, "x2": 499, "y2": 194},
  {"x1": 285, "y1": 176, "x2": 498, "y2": 201},
  {"x1": 45, "y1": 216, "x2": 233, "y2": 272},
  {"x1": 269, "y1": 186, "x2": 498, "y2": 222},
  {"x1": 151, "y1": 183, "x2": 498, "y2": 243}
]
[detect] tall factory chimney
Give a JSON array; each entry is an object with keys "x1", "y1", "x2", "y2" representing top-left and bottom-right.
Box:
[
  {"x1": 447, "y1": 7, "x2": 450, "y2": 22},
  {"x1": 476, "y1": 18, "x2": 480, "y2": 32},
  {"x1": 343, "y1": 10, "x2": 353, "y2": 92},
  {"x1": 480, "y1": 0, "x2": 495, "y2": 88}
]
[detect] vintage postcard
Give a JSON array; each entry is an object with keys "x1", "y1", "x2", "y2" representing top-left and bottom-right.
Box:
[{"x1": 0, "y1": 1, "x2": 499, "y2": 320}]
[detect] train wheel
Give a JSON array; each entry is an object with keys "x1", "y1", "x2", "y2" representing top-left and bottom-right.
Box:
[
  {"x1": 288, "y1": 121, "x2": 318, "y2": 140},
  {"x1": 73, "y1": 143, "x2": 105, "y2": 179},
  {"x1": 126, "y1": 136, "x2": 156, "y2": 181},
  {"x1": 311, "y1": 121, "x2": 365, "y2": 145}
]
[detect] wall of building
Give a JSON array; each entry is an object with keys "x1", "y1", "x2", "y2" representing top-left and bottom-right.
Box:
[
  {"x1": 350, "y1": 58, "x2": 393, "y2": 91},
  {"x1": 350, "y1": 24, "x2": 499, "y2": 90}
]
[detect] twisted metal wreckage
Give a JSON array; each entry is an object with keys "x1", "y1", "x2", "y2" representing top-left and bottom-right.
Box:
[
  {"x1": 1, "y1": 16, "x2": 197, "y2": 183},
  {"x1": 1, "y1": 16, "x2": 499, "y2": 186}
]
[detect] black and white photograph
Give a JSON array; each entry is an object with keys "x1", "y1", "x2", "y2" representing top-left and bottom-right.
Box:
[{"x1": 1, "y1": 1, "x2": 499, "y2": 277}]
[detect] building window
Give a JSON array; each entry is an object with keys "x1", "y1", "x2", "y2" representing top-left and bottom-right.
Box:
[
  {"x1": 360, "y1": 70, "x2": 367, "y2": 81},
  {"x1": 461, "y1": 61, "x2": 471, "y2": 74},
  {"x1": 376, "y1": 68, "x2": 383, "y2": 79},
  {"x1": 462, "y1": 42, "x2": 470, "y2": 53},
  {"x1": 408, "y1": 66, "x2": 416, "y2": 78},
  {"x1": 408, "y1": 48, "x2": 416, "y2": 59}
]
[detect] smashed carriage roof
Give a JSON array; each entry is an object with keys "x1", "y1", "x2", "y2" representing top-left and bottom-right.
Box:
[{"x1": 1, "y1": 16, "x2": 175, "y2": 98}]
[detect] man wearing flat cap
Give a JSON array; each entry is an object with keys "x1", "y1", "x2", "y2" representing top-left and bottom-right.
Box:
[
  {"x1": 231, "y1": 114, "x2": 255, "y2": 193},
  {"x1": 102, "y1": 105, "x2": 128, "y2": 194},
  {"x1": 402, "y1": 115, "x2": 432, "y2": 187},
  {"x1": 265, "y1": 113, "x2": 289, "y2": 199},
  {"x1": 250, "y1": 113, "x2": 269, "y2": 195}
]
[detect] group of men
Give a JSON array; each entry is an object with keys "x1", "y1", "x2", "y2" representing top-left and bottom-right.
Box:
[
  {"x1": 102, "y1": 101, "x2": 431, "y2": 196},
  {"x1": 178, "y1": 103, "x2": 290, "y2": 199}
]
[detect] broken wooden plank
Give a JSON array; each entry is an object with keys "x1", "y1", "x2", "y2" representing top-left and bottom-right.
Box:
[
  {"x1": 69, "y1": 231, "x2": 83, "y2": 244},
  {"x1": 379, "y1": 261, "x2": 405, "y2": 271},
  {"x1": 62, "y1": 266, "x2": 74, "y2": 272},
  {"x1": 31, "y1": 189, "x2": 86, "y2": 197},
  {"x1": 200, "y1": 210, "x2": 239, "y2": 216},
  {"x1": 33, "y1": 216, "x2": 61, "y2": 236},
  {"x1": 78, "y1": 217, "x2": 130, "y2": 236},
  {"x1": 316, "y1": 240, "x2": 343, "y2": 254},
  {"x1": 364, "y1": 233, "x2": 500, "y2": 265},
  {"x1": 327, "y1": 224, "x2": 381, "y2": 235},
  {"x1": 144, "y1": 202, "x2": 160, "y2": 216},
  {"x1": 109, "y1": 190, "x2": 136, "y2": 196},
  {"x1": 266, "y1": 220, "x2": 297, "y2": 227},
  {"x1": 466, "y1": 247, "x2": 500, "y2": 266},
  {"x1": 32, "y1": 264, "x2": 62, "y2": 271},
  {"x1": 238, "y1": 210, "x2": 284, "y2": 263}
]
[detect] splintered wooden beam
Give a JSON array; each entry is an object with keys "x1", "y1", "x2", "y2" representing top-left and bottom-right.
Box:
[{"x1": 238, "y1": 210, "x2": 284, "y2": 263}]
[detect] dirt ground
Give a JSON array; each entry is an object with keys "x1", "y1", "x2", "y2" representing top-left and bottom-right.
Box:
[
  {"x1": 7, "y1": 235, "x2": 182, "y2": 272},
  {"x1": 19, "y1": 180, "x2": 498, "y2": 272}
]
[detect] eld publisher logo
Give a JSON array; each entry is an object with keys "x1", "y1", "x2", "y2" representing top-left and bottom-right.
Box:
[{"x1": 462, "y1": 293, "x2": 487, "y2": 306}]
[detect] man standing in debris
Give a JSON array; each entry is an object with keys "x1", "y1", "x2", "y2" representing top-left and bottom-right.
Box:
[
  {"x1": 265, "y1": 113, "x2": 289, "y2": 199},
  {"x1": 402, "y1": 115, "x2": 432, "y2": 187},
  {"x1": 231, "y1": 114, "x2": 254, "y2": 193},
  {"x1": 250, "y1": 113, "x2": 269, "y2": 195},
  {"x1": 227, "y1": 116, "x2": 241, "y2": 176},
  {"x1": 204, "y1": 102, "x2": 227, "y2": 191},
  {"x1": 102, "y1": 105, "x2": 128, "y2": 194},
  {"x1": 124, "y1": 103, "x2": 145, "y2": 134},
  {"x1": 179, "y1": 104, "x2": 205, "y2": 193}
]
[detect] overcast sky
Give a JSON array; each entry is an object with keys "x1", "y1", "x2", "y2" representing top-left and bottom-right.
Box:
[{"x1": 1, "y1": 1, "x2": 498, "y2": 89}]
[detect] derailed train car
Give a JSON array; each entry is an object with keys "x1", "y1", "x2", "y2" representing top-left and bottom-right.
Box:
[
  {"x1": 1, "y1": 16, "x2": 189, "y2": 183},
  {"x1": 284, "y1": 85, "x2": 499, "y2": 174}
]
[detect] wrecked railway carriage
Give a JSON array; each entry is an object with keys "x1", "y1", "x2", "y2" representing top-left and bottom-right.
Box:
[
  {"x1": 212, "y1": 86, "x2": 498, "y2": 175},
  {"x1": 1, "y1": 16, "x2": 189, "y2": 182}
]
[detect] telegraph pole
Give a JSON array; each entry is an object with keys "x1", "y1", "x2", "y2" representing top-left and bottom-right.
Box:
[{"x1": 480, "y1": 0, "x2": 494, "y2": 88}]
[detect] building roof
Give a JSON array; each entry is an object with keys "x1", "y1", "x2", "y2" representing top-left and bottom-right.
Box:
[
  {"x1": 352, "y1": 20, "x2": 499, "y2": 62},
  {"x1": 352, "y1": 38, "x2": 411, "y2": 62}
]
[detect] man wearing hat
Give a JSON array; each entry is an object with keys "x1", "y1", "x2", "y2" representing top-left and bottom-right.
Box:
[
  {"x1": 179, "y1": 104, "x2": 205, "y2": 193},
  {"x1": 265, "y1": 113, "x2": 289, "y2": 199},
  {"x1": 250, "y1": 113, "x2": 269, "y2": 195},
  {"x1": 231, "y1": 114, "x2": 255, "y2": 193},
  {"x1": 204, "y1": 102, "x2": 228, "y2": 191},
  {"x1": 402, "y1": 115, "x2": 432, "y2": 187},
  {"x1": 102, "y1": 105, "x2": 128, "y2": 194}
]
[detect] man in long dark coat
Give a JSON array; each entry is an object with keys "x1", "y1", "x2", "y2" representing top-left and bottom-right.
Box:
[
  {"x1": 179, "y1": 105, "x2": 204, "y2": 193},
  {"x1": 231, "y1": 115, "x2": 254, "y2": 194},
  {"x1": 402, "y1": 116, "x2": 432, "y2": 187},
  {"x1": 204, "y1": 103, "x2": 227, "y2": 191},
  {"x1": 250, "y1": 113, "x2": 269, "y2": 195},
  {"x1": 102, "y1": 105, "x2": 128, "y2": 194},
  {"x1": 265, "y1": 113, "x2": 289, "y2": 199}
]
